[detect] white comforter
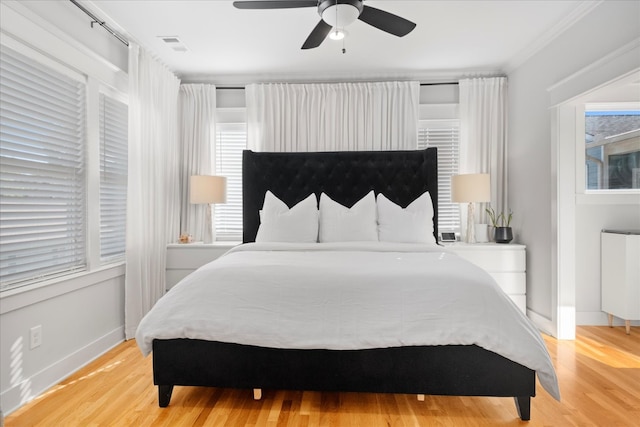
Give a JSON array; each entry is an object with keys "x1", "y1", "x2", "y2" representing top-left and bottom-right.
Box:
[{"x1": 135, "y1": 242, "x2": 560, "y2": 400}]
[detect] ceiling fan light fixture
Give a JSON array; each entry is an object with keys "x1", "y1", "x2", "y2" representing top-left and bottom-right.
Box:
[
  {"x1": 321, "y1": 3, "x2": 360, "y2": 28},
  {"x1": 329, "y1": 28, "x2": 347, "y2": 40}
]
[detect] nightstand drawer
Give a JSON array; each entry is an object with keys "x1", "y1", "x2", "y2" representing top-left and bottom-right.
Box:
[
  {"x1": 508, "y1": 295, "x2": 526, "y2": 314},
  {"x1": 166, "y1": 246, "x2": 231, "y2": 269},
  {"x1": 489, "y1": 272, "x2": 526, "y2": 294},
  {"x1": 166, "y1": 242, "x2": 240, "y2": 290},
  {"x1": 445, "y1": 243, "x2": 527, "y2": 315},
  {"x1": 454, "y1": 249, "x2": 525, "y2": 272},
  {"x1": 166, "y1": 269, "x2": 193, "y2": 289}
]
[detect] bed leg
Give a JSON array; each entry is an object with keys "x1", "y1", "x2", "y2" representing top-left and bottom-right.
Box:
[
  {"x1": 417, "y1": 394, "x2": 425, "y2": 401},
  {"x1": 253, "y1": 388, "x2": 262, "y2": 400},
  {"x1": 514, "y1": 396, "x2": 530, "y2": 421},
  {"x1": 158, "y1": 385, "x2": 174, "y2": 407}
]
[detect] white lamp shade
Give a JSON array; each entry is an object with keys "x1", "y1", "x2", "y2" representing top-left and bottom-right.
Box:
[
  {"x1": 190, "y1": 175, "x2": 227, "y2": 204},
  {"x1": 451, "y1": 174, "x2": 491, "y2": 203}
]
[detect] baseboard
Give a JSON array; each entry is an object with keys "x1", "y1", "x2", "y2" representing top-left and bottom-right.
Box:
[
  {"x1": 527, "y1": 309, "x2": 556, "y2": 337},
  {"x1": 576, "y1": 311, "x2": 640, "y2": 326},
  {"x1": 0, "y1": 327, "x2": 124, "y2": 416},
  {"x1": 524, "y1": 310, "x2": 639, "y2": 338}
]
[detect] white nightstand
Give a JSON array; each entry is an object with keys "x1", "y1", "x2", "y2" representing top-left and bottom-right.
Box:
[
  {"x1": 166, "y1": 241, "x2": 240, "y2": 290},
  {"x1": 444, "y1": 242, "x2": 527, "y2": 314},
  {"x1": 601, "y1": 230, "x2": 639, "y2": 335}
]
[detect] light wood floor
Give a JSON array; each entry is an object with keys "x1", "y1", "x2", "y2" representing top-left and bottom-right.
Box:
[{"x1": 6, "y1": 326, "x2": 640, "y2": 426}]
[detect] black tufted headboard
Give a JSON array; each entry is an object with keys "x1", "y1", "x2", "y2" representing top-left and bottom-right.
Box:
[{"x1": 242, "y1": 148, "x2": 438, "y2": 243}]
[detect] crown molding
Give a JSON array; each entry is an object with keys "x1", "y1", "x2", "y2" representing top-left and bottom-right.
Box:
[{"x1": 504, "y1": 0, "x2": 603, "y2": 74}]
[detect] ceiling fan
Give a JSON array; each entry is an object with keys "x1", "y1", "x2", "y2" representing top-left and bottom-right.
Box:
[{"x1": 232, "y1": 0, "x2": 417, "y2": 49}]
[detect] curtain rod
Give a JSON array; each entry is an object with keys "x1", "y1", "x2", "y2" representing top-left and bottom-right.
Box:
[
  {"x1": 216, "y1": 82, "x2": 458, "y2": 90},
  {"x1": 421, "y1": 82, "x2": 459, "y2": 86},
  {"x1": 69, "y1": 0, "x2": 129, "y2": 47}
]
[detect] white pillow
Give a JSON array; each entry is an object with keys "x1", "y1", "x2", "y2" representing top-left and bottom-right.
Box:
[
  {"x1": 255, "y1": 191, "x2": 319, "y2": 243},
  {"x1": 376, "y1": 192, "x2": 436, "y2": 244},
  {"x1": 319, "y1": 191, "x2": 378, "y2": 242}
]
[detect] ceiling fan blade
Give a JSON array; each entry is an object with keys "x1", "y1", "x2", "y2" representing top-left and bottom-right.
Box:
[
  {"x1": 302, "y1": 20, "x2": 332, "y2": 49},
  {"x1": 358, "y1": 5, "x2": 416, "y2": 37},
  {"x1": 233, "y1": 1, "x2": 317, "y2": 9}
]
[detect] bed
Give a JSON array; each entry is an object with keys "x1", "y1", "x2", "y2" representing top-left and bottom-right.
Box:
[{"x1": 137, "y1": 148, "x2": 559, "y2": 421}]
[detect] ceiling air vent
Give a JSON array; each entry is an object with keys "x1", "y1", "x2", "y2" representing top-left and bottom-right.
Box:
[{"x1": 158, "y1": 36, "x2": 189, "y2": 53}]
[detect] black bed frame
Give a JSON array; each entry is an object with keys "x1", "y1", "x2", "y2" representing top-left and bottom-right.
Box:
[{"x1": 151, "y1": 148, "x2": 535, "y2": 420}]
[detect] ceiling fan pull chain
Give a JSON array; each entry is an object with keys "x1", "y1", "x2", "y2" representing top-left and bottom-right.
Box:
[
  {"x1": 335, "y1": 1, "x2": 345, "y2": 54},
  {"x1": 335, "y1": 0, "x2": 340, "y2": 40}
]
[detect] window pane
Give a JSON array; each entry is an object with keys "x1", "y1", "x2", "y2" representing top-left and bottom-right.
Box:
[
  {"x1": 214, "y1": 123, "x2": 246, "y2": 241},
  {"x1": 418, "y1": 123, "x2": 461, "y2": 233},
  {"x1": 585, "y1": 110, "x2": 640, "y2": 190},
  {"x1": 0, "y1": 44, "x2": 87, "y2": 290},
  {"x1": 99, "y1": 94, "x2": 128, "y2": 261}
]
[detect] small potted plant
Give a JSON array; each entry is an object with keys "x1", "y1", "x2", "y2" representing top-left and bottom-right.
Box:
[{"x1": 486, "y1": 206, "x2": 513, "y2": 243}]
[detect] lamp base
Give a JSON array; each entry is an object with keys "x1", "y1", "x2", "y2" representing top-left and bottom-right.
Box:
[
  {"x1": 465, "y1": 202, "x2": 476, "y2": 244},
  {"x1": 203, "y1": 203, "x2": 213, "y2": 244}
]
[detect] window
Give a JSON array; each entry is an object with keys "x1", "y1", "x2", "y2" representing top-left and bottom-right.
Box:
[
  {"x1": 418, "y1": 121, "x2": 461, "y2": 233},
  {"x1": 0, "y1": 44, "x2": 87, "y2": 289},
  {"x1": 212, "y1": 119, "x2": 460, "y2": 239},
  {"x1": 585, "y1": 107, "x2": 640, "y2": 190},
  {"x1": 214, "y1": 123, "x2": 246, "y2": 241},
  {"x1": 99, "y1": 94, "x2": 128, "y2": 261}
]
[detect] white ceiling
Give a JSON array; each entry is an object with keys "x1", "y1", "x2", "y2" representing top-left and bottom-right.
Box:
[{"x1": 88, "y1": 0, "x2": 595, "y2": 84}]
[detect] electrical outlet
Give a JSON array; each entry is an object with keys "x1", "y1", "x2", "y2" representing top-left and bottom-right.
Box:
[{"x1": 30, "y1": 325, "x2": 42, "y2": 349}]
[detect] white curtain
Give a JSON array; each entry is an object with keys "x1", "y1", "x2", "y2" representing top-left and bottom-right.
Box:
[
  {"x1": 178, "y1": 84, "x2": 216, "y2": 243},
  {"x1": 125, "y1": 44, "x2": 181, "y2": 339},
  {"x1": 459, "y1": 77, "x2": 508, "y2": 225},
  {"x1": 246, "y1": 81, "x2": 419, "y2": 152}
]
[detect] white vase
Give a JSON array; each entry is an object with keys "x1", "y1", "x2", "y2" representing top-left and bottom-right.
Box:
[{"x1": 475, "y1": 223, "x2": 489, "y2": 243}]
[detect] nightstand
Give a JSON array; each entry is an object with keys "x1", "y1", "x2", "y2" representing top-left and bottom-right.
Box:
[
  {"x1": 444, "y1": 242, "x2": 526, "y2": 314},
  {"x1": 166, "y1": 241, "x2": 240, "y2": 290},
  {"x1": 601, "y1": 230, "x2": 639, "y2": 334}
]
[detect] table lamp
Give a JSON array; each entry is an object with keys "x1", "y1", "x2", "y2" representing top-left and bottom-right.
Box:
[
  {"x1": 451, "y1": 173, "x2": 490, "y2": 243},
  {"x1": 190, "y1": 175, "x2": 227, "y2": 243}
]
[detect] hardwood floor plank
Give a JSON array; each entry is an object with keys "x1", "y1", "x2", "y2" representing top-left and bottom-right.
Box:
[{"x1": 5, "y1": 326, "x2": 639, "y2": 426}]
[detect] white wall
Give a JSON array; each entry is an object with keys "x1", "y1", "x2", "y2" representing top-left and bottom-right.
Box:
[
  {"x1": 15, "y1": 0, "x2": 128, "y2": 74},
  {"x1": 0, "y1": 0, "x2": 129, "y2": 415},
  {"x1": 0, "y1": 269, "x2": 125, "y2": 415},
  {"x1": 508, "y1": 0, "x2": 640, "y2": 335},
  {"x1": 575, "y1": 203, "x2": 640, "y2": 325}
]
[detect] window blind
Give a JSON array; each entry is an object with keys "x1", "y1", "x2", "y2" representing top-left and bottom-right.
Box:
[
  {"x1": 418, "y1": 124, "x2": 460, "y2": 232},
  {"x1": 214, "y1": 123, "x2": 246, "y2": 241},
  {"x1": 99, "y1": 94, "x2": 128, "y2": 261},
  {"x1": 0, "y1": 44, "x2": 87, "y2": 289}
]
